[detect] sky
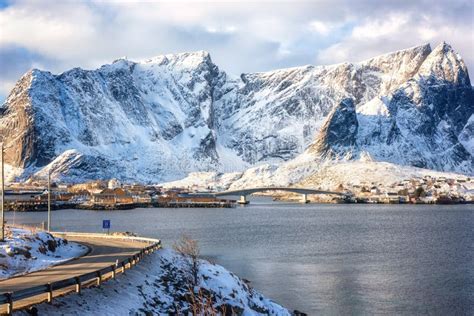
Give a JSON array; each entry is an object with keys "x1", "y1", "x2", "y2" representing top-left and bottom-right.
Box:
[{"x1": 0, "y1": 0, "x2": 473, "y2": 102}]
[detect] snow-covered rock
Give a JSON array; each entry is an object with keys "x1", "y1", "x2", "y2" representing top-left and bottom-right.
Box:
[
  {"x1": 21, "y1": 248, "x2": 290, "y2": 315},
  {"x1": 353, "y1": 42, "x2": 473, "y2": 173},
  {"x1": 0, "y1": 42, "x2": 472, "y2": 183},
  {"x1": 0, "y1": 227, "x2": 88, "y2": 280}
]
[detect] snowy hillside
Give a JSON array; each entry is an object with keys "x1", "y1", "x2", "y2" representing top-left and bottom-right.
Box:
[
  {"x1": 160, "y1": 156, "x2": 471, "y2": 193},
  {"x1": 0, "y1": 42, "x2": 472, "y2": 183},
  {"x1": 20, "y1": 248, "x2": 290, "y2": 315},
  {"x1": 0, "y1": 227, "x2": 88, "y2": 280}
]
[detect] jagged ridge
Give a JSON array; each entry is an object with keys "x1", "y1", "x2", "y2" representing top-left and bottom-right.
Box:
[{"x1": 0, "y1": 42, "x2": 472, "y2": 182}]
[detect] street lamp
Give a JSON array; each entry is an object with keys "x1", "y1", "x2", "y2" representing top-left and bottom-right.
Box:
[
  {"x1": 47, "y1": 171, "x2": 51, "y2": 232},
  {"x1": 1, "y1": 142, "x2": 5, "y2": 242}
]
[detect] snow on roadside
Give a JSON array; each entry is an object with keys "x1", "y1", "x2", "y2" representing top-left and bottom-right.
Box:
[
  {"x1": 0, "y1": 227, "x2": 88, "y2": 280},
  {"x1": 24, "y1": 248, "x2": 290, "y2": 315}
]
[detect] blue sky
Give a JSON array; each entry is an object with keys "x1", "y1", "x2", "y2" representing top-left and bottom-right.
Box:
[{"x1": 0, "y1": 0, "x2": 473, "y2": 102}]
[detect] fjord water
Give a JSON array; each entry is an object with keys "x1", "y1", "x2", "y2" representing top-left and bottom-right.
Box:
[{"x1": 7, "y1": 201, "x2": 474, "y2": 314}]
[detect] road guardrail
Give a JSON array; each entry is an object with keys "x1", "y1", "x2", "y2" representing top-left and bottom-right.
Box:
[{"x1": 0, "y1": 232, "x2": 161, "y2": 315}]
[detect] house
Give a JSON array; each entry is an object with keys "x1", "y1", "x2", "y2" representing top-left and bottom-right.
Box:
[
  {"x1": 382, "y1": 192, "x2": 400, "y2": 204},
  {"x1": 133, "y1": 193, "x2": 152, "y2": 203},
  {"x1": 108, "y1": 178, "x2": 122, "y2": 189},
  {"x1": 92, "y1": 188, "x2": 133, "y2": 204},
  {"x1": 370, "y1": 186, "x2": 380, "y2": 195}
]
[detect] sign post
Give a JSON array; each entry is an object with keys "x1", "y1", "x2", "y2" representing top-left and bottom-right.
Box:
[{"x1": 102, "y1": 219, "x2": 111, "y2": 235}]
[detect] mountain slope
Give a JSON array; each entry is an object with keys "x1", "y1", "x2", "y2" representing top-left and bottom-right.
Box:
[
  {"x1": 0, "y1": 42, "x2": 472, "y2": 183},
  {"x1": 352, "y1": 42, "x2": 473, "y2": 173}
]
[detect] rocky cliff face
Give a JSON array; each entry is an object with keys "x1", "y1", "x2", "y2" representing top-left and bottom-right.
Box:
[
  {"x1": 308, "y1": 98, "x2": 358, "y2": 157},
  {"x1": 354, "y1": 42, "x2": 473, "y2": 173},
  {"x1": 213, "y1": 43, "x2": 432, "y2": 164},
  {"x1": 0, "y1": 42, "x2": 472, "y2": 182},
  {"x1": 1, "y1": 52, "x2": 227, "y2": 182}
]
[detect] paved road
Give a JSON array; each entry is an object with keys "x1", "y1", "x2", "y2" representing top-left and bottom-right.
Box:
[{"x1": 0, "y1": 236, "x2": 148, "y2": 293}]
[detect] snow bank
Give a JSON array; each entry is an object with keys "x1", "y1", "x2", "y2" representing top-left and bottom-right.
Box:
[
  {"x1": 0, "y1": 227, "x2": 88, "y2": 280},
  {"x1": 23, "y1": 248, "x2": 290, "y2": 315}
]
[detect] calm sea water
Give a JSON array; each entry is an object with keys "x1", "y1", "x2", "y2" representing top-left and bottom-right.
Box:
[{"x1": 6, "y1": 199, "x2": 474, "y2": 314}]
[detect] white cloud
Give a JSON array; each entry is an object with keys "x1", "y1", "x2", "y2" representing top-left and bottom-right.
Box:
[
  {"x1": 316, "y1": 11, "x2": 474, "y2": 70},
  {"x1": 308, "y1": 20, "x2": 342, "y2": 36},
  {"x1": 0, "y1": 0, "x2": 472, "y2": 100},
  {"x1": 351, "y1": 14, "x2": 409, "y2": 39}
]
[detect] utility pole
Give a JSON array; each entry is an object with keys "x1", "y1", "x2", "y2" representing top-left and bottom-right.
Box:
[
  {"x1": 47, "y1": 171, "x2": 51, "y2": 232},
  {"x1": 1, "y1": 142, "x2": 4, "y2": 242}
]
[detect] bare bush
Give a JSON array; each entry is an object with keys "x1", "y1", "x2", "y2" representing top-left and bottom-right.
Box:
[{"x1": 173, "y1": 235, "x2": 200, "y2": 289}]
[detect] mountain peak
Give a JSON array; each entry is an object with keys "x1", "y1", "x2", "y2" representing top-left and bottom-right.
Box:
[
  {"x1": 1, "y1": 42, "x2": 472, "y2": 182},
  {"x1": 417, "y1": 41, "x2": 470, "y2": 86},
  {"x1": 139, "y1": 50, "x2": 212, "y2": 66},
  {"x1": 433, "y1": 41, "x2": 453, "y2": 54},
  {"x1": 357, "y1": 43, "x2": 431, "y2": 66}
]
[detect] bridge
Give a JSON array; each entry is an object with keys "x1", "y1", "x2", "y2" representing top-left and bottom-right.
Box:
[{"x1": 189, "y1": 187, "x2": 347, "y2": 204}]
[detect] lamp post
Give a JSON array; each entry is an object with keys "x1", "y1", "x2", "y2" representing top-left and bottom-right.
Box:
[
  {"x1": 1, "y1": 142, "x2": 4, "y2": 241},
  {"x1": 47, "y1": 171, "x2": 51, "y2": 232}
]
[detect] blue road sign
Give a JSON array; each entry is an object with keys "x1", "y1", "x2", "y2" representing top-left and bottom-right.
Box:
[{"x1": 102, "y1": 220, "x2": 111, "y2": 229}]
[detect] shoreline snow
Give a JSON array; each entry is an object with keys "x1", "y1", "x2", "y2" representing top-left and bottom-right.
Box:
[{"x1": 19, "y1": 248, "x2": 291, "y2": 315}]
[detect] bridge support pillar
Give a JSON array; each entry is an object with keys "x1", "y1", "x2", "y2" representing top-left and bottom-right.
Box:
[
  {"x1": 301, "y1": 193, "x2": 309, "y2": 204},
  {"x1": 238, "y1": 195, "x2": 249, "y2": 205}
]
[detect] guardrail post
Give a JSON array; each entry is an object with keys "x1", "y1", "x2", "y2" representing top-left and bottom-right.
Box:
[
  {"x1": 47, "y1": 283, "x2": 53, "y2": 303},
  {"x1": 96, "y1": 271, "x2": 102, "y2": 286},
  {"x1": 75, "y1": 277, "x2": 81, "y2": 294},
  {"x1": 6, "y1": 292, "x2": 13, "y2": 315},
  {"x1": 111, "y1": 265, "x2": 116, "y2": 279},
  {"x1": 121, "y1": 261, "x2": 126, "y2": 274}
]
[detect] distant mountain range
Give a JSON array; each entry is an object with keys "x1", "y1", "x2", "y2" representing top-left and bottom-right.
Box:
[{"x1": 0, "y1": 42, "x2": 472, "y2": 183}]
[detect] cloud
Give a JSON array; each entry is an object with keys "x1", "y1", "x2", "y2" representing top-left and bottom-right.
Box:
[
  {"x1": 0, "y1": 45, "x2": 56, "y2": 99},
  {"x1": 0, "y1": 0, "x2": 472, "y2": 101},
  {"x1": 315, "y1": 1, "x2": 474, "y2": 69}
]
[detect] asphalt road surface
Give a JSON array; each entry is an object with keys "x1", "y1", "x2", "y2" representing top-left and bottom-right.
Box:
[{"x1": 0, "y1": 236, "x2": 149, "y2": 312}]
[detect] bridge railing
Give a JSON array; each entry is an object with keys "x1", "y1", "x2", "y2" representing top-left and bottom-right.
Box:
[
  {"x1": 212, "y1": 187, "x2": 347, "y2": 196},
  {"x1": 0, "y1": 232, "x2": 161, "y2": 315}
]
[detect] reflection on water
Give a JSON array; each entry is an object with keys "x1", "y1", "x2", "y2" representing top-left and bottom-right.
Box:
[{"x1": 6, "y1": 200, "x2": 474, "y2": 314}]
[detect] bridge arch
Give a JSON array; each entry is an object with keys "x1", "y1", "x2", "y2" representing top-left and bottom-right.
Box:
[{"x1": 208, "y1": 187, "x2": 346, "y2": 204}]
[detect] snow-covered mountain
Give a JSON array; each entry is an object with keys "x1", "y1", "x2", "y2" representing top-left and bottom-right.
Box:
[{"x1": 0, "y1": 42, "x2": 472, "y2": 183}]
